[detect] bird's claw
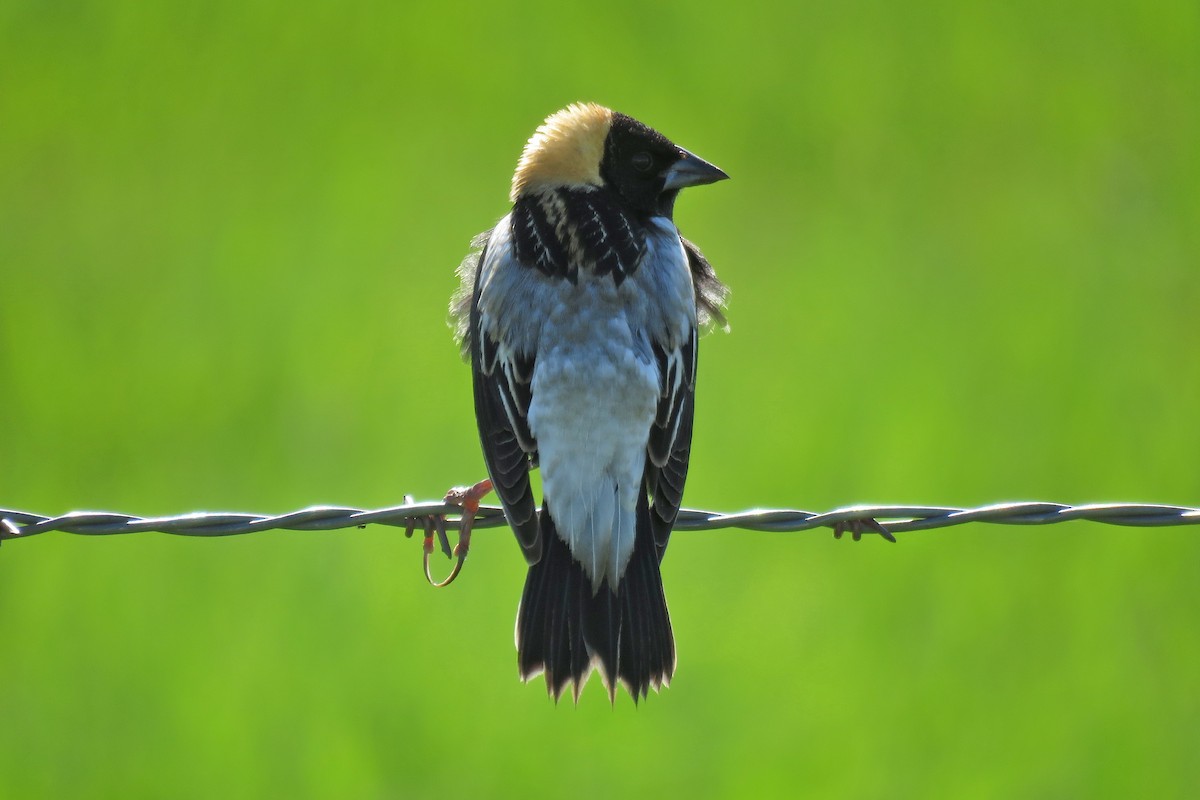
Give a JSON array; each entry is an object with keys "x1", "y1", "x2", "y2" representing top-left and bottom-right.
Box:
[
  {"x1": 832, "y1": 516, "x2": 896, "y2": 543},
  {"x1": 404, "y1": 480, "x2": 494, "y2": 587}
]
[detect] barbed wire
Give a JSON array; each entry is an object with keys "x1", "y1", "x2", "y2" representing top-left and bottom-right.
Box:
[{"x1": 3, "y1": 500, "x2": 1198, "y2": 544}]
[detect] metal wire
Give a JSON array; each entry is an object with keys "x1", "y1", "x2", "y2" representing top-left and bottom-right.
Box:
[{"x1": 2, "y1": 500, "x2": 1198, "y2": 544}]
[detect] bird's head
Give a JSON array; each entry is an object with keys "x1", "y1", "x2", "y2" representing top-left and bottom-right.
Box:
[{"x1": 510, "y1": 103, "x2": 728, "y2": 217}]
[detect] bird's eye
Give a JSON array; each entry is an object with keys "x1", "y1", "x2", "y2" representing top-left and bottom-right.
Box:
[{"x1": 631, "y1": 151, "x2": 654, "y2": 172}]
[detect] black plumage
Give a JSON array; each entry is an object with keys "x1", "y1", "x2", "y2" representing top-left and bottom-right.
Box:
[{"x1": 511, "y1": 188, "x2": 647, "y2": 285}]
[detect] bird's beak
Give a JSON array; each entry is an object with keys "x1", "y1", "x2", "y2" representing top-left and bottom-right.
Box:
[{"x1": 662, "y1": 149, "x2": 729, "y2": 191}]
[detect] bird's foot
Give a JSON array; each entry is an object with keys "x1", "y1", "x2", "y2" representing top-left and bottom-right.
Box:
[
  {"x1": 405, "y1": 479, "x2": 494, "y2": 587},
  {"x1": 832, "y1": 516, "x2": 896, "y2": 543},
  {"x1": 442, "y1": 478, "x2": 494, "y2": 559}
]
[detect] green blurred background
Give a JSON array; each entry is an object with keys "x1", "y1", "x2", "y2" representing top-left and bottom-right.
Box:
[{"x1": 2, "y1": 1, "x2": 1198, "y2": 796}]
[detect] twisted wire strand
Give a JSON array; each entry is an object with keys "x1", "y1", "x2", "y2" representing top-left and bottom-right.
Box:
[{"x1": 2, "y1": 501, "x2": 1198, "y2": 544}]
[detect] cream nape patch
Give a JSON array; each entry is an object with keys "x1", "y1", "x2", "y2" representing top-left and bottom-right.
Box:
[{"x1": 509, "y1": 103, "x2": 614, "y2": 201}]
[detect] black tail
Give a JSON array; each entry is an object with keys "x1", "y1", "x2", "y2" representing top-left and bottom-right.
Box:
[{"x1": 516, "y1": 495, "x2": 675, "y2": 703}]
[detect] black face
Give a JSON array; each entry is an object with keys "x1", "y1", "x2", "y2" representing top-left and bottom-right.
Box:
[{"x1": 600, "y1": 113, "x2": 684, "y2": 218}]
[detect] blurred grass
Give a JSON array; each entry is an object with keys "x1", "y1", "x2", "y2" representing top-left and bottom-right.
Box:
[{"x1": 2, "y1": 0, "x2": 1198, "y2": 797}]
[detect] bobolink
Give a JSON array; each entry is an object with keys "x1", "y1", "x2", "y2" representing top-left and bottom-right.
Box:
[{"x1": 451, "y1": 103, "x2": 728, "y2": 701}]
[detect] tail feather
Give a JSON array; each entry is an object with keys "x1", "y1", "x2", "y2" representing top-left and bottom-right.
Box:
[
  {"x1": 516, "y1": 496, "x2": 675, "y2": 702},
  {"x1": 580, "y1": 578, "x2": 621, "y2": 701}
]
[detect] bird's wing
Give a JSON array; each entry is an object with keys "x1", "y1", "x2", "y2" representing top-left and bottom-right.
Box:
[
  {"x1": 645, "y1": 316, "x2": 698, "y2": 562},
  {"x1": 643, "y1": 326, "x2": 700, "y2": 563},
  {"x1": 644, "y1": 235, "x2": 724, "y2": 559},
  {"x1": 468, "y1": 231, "x2": 542, "y2": 563}
]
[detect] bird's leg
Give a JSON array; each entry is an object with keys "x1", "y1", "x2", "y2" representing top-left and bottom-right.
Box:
[
  {"x1": 832, "y1": 517, "x2": 896, "y2": 543},
  {"x1": 412, "y1": 479, "x2": 493, "y2": 587}
]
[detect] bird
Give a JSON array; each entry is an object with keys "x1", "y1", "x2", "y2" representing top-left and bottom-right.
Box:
[{"x1": 450, "y1": 102, "x2": 728, "y2": 702}]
